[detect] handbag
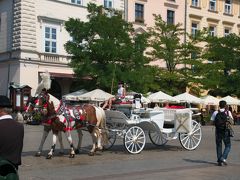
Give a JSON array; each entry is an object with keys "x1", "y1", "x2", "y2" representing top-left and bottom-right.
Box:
[
  {"x1": 0, "y1": 156, "x2": 19, "y2": 180},
  {"x1": 226, "y1": 118, "x2": 234, "y2": 137}
]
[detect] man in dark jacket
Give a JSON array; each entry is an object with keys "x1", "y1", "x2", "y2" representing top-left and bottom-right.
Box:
[{"x1": 0, "y1": 95, "x2": 24, "y2": 170}]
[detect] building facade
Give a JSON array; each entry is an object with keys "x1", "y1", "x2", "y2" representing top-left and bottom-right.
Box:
[
  {"x1": 187, "y1": 0, "x2": 240, "y2": 37},
  {"x1": 126, "y1": 0, "x2": 185, "y2": 32},
  {"x1": 126, "y1": 0, "x2": 185, "y2": 67},
  {"x1": 0, "y1": 0, "x2": 125, "y2": 98},
  {"x1": 1, "y1": 0, "x2": 240, "y2": 99}
]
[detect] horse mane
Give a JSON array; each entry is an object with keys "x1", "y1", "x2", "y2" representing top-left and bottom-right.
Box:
[
  {"x1": 47, "y1": 101, "x2": 56, "y2": 116},
  {"x1": 35, "y1": 71, "x2": 51, "y2": 96}
]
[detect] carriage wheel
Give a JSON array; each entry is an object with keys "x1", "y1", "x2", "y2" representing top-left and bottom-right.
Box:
[
  {"x1": 103, "y1": 123, "x2": 117, "y2": 150},
  {"x1": 149, "y1": 130, "x2": 168, "y2": 146},
  {"x1": 124, "y1": 126, "x2": 146, "y2": 154},
  {"x1": 179, "y1": 120, "x2": 202, "y2": 150}
]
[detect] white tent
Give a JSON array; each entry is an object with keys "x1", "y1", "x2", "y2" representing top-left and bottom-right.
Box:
[
  {"x1": 220, "y1": 95, "x2": 240, "y2": 105},
  {"x1": 201, "y1": 95, "x2": 220, "y2": 105},
  {"x1": 77, "y1": 89, "x2": 114, "y2": 102},
  {"x1": 147, "y1": 91, "x2": 178, "y2": 103},
  {"x1": 174, "y1": 92, "x2": 203, "y2": 104},
  {"x1": 62, "y1": 89, "x2": 88, "y2": 101}
]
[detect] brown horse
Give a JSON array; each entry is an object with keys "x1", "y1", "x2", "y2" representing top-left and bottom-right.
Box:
[
  {"x1": 25, "y1": 94, "x2": 64, "y2": 157},
  {"x1": 46, "y1": 100, "x2": 108, "y2": 158},
  {"x1": 27, "y1": 93, "x2": 109, "y2": 159}
]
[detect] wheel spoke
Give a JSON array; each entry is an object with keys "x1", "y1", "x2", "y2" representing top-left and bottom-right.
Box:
[
  {"x1": 135, "y1": 128, "x2": 139, "y2": 136},
  {"x1": 124, "y1": 126, "x2": 146, "y2": 154},
  {"x1": 127, "y1": 142, "x2": 134, "y2": 149},
  {"x1": 191, "y1": 136, "x2": 197, "y2": 146},
  {"x1": 179, "y1": 120, "x2": 202, "y2": 150},
  {"x1": 183, "y1": 136, "x2": 190, "y2": 147},
  {"x1": 192, "y1": 126, "x2": 200, "y2": 134},
  {"x1": 137, "y1": 131, "x2": 144, "y2": 138}
]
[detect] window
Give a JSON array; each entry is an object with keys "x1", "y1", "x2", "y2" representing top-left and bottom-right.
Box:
[
  {"x1": 191, "y1": 22, "x2": 198, "y2": 37},
  {"x1": 209, "y1": 0, "x2": 216, "y2": 11},
  {"x1": 209, "y1": 26, "x2": 216, "y2": 36},
  {"x1": 135, "y1": 3, "x2": 144, "y2": 23},
  {"x1": 45, "y1": 27, "x2": 57, "y2": 53},
  {"x1": 104, "y1": 0, "x2": 113, "y2": 8},
  {"x1": 192, "y1": 0, "x2": 199, "y2": 7},
  {"x1": 71, "y1": 0, "x2": 81, "y2": 5},
  {"x1": 224, "y1": 28, "x2": 230, "y2": 37},
  {"x1": 224, "y1": 0, "x2": 232, "y2": 14},
  {"x1": 167, "y1": 10, "x2": 175, "y2": 24}
]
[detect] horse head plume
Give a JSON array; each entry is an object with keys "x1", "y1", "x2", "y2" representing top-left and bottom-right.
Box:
[{"x1": 35, "y1": 70, "x2": 52, "y2": 96}]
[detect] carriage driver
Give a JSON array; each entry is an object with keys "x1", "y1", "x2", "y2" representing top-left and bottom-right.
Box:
[{"x1": 102, "y1": 81, "x2": 126, "y2": 110}]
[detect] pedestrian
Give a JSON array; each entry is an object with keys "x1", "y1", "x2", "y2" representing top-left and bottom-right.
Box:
[
  {"x1": 0, "y1": 95, "x2": 24, "y2": 170},
  {"x1": 210, "y1": 100, "x2": 234, "y2": 166}
]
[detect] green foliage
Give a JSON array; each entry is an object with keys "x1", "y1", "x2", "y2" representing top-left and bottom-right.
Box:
[
  {"x1": 65, "y1": 3, "x2": 152, "y2": 94},
  {"x1": 201, "y1": 33, "x2": 240, "y2": 96},
  {"x1": 147, "y1": 15, "x2": 203, "y2": 95},
  {"x1": 65, "y1": 4, "x2": 240, "y2": 97}
]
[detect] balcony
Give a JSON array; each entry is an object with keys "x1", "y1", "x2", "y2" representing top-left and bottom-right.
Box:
[{"x1": 38, "y1": 53, "x2": 71, "y2": 64}]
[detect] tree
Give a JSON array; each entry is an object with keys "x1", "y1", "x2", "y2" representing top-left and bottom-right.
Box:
[
  {"x1": 64, "y1": 3, "x2": 154, "y2": 94},
  {"x1": 147, "y1": 15, "x2": 203, "y2": 95},
  {"x1": 202, "y1": 33, "x2": 240, "y2": 96}
]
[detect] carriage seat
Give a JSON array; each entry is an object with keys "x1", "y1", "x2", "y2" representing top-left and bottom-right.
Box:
[
  {"x1": 161, "y1": 108, "x2": 177, "y2": 128},
  {"x1": 112, "y1": 102, "x2": 134, "y2": 117}
]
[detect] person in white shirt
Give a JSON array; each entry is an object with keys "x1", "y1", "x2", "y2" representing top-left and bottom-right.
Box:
[
  {"x1": 102, "y1": 82, "x2": 126, "y2": 110},
  {"x1": 210, "y1": 100, "x2": 233, "y2": 166}
]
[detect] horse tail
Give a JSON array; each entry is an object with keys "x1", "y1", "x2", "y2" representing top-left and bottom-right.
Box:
[{"x1": 95, "y1": 106, "x2": 108, "y2": 146}]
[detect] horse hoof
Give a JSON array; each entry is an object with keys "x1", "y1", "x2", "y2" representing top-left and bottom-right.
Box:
[
  {"x1": 88, "y1": 152, "x2": 95, "y2": 156},
  {"x1": 75, "y1": 149, "x2": 80, "y2": 154},
  {"x1": 69, "y1": 154, "x2": 75, "y2": 158},
  {"x1": 46, "y1": 155, "x2": 52, "y2": 159},
  {"x1": 35, "y1": 152, "x2": 41, "y2": 157}
]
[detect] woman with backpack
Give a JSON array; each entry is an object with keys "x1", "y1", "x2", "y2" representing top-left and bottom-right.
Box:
[{"x1": 211, "y1": 100, "x2": 234, "y2": 166}]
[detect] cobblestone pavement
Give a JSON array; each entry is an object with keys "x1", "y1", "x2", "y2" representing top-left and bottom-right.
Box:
[{"x1": 19, "y1": 125, "x2": 240, "y2": 180}]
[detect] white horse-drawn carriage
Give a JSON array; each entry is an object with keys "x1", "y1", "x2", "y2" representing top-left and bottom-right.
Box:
[{"x1": 105, "y1": 103, "x2": 202, "y2": 154}]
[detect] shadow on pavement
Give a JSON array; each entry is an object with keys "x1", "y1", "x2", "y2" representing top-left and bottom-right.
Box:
[{"x1": 183, "y1": 158, "x2": 216, "y2": 165}]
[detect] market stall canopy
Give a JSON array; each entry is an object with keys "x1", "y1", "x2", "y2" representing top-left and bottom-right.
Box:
[
  {"x1": 220, "y1": 95, "x2": 240, "y2": 105},
  {"x1": 62, "y1": 89, "x2": 88, "y2": 101},
  {"x1": 147, "y1": 91, "x2": 179, "y2": 103},
  {"x1": 201, "y1": 95, "x2": 220, "y2": 105},
  {"x1": 174, "y1": 92, "x2": 203, "y2": 104},
  {"x1": 77, "y1": 89, "x2": 114, "y2": 101}
]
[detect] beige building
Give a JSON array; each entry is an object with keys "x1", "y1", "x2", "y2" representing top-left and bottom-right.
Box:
[
  {"x1": 126, "y1": 0, "x2": 185, "y2": 32},
  {"x1": 0, "y1": 0, "x2": 125, "y2": 98},
  {"x1": 1, "y1": 0, "x2": 240, "y2": 99},
  {"x1": 187, "y1": 0, "x2": 240, "y2": 37},
  {"x1": 126, "y1": 0, "x2": 186, "y2": 67}
]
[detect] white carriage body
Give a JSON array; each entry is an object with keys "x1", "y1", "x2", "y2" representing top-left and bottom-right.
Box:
[
  {"x1": 105, "y1": 104, "x2": 202, "y2": 154},
  {"x1": 105, "y1": 107, "x2": 193, "y2": 134}
]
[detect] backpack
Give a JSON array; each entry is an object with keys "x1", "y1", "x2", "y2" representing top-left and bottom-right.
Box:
[
  {"x1": 214, "y1": 110, "x2": 228, "y2": 130},
  {"x1": 0, "y1": 157, "x2": 19, "y2": 180}
]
